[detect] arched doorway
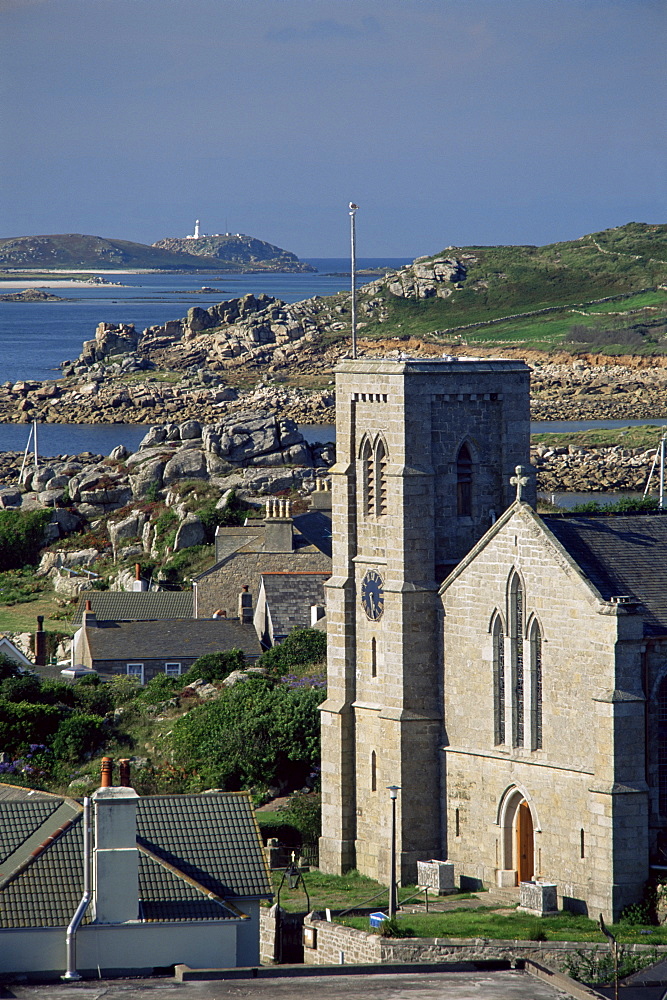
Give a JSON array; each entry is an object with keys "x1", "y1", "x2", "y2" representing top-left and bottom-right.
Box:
[{"x1": 500, "y1": 788, "x2": 535, "y2": 884}]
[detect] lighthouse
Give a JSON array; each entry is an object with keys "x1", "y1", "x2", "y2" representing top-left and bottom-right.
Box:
[{"x1": 193, "y1": 219, "x2": 200, "y2": 239}]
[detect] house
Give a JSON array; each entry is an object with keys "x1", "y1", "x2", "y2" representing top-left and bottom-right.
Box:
[
  {"x1": 72, "y1": 606, "x2": 261, "y2": 682},
  {"x1": 320, "y1": 354, "x2": 665, "y2": 922},
  {"x1": 193, "y1": 498, "x2": 331, "y2": 621},
  {"x1": 253, "y1": 572, "x2": 329, "y2": 648},
  {"x1": 0, "y1": 777, "x2": 272, "y2": 977}
]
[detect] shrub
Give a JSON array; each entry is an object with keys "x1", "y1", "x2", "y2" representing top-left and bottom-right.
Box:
[
  {"x1": 171, "y1": 675, "x2": 325, "y2": 791},
  {"x1": 563, "y1": 946, "x2": 659, "y2": 985},
  {"x1": 277, "y1": 791, "x2": 322, "y2": 844},
  {"x1": 1, "y1": 673, "x2": 43, "y2": 703},
  {"x1": 137, "y1": 673, "x2": 180, "y2": 705},
  {"x1": 0, "y1": 699, "x2": 62, "y2": 756},
  {"x1": 73, "y1": 677, "x2": 113, "y2": 716},
  {"x1": 0, "y1": 654, "x2": 20, "y2": 681},
  {"x1": 257, "y1": 628, "x2": 327, "y2": 677},
  {"x1": 52, "y1": 713, "x2": 106, "y2": 762},
  {"x1": 182, "y1": 649, "x2": 247, "y2": 684},
  {"x1": 0, "y1": 509, "x2": 52, "y2": 570}
]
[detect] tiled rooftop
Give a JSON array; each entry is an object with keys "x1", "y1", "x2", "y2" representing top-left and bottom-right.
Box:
[{"x1": 72, "y1": 591, "x2": 193, "y2": 625}]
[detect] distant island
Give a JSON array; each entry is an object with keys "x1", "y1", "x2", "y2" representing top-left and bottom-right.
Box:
[{"x1": 0, "y1": 231, "x2": 315, "y2": 273}]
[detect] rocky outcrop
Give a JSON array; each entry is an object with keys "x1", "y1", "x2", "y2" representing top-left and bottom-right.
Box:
[
  {"x1": 533, "y1": 441, "x2": 659, "y2": 494},
  {"x1": 152, "y1": 234, "x2": 315, "y2": 272},
  {"x1": 81, "y1": 322, "x2": 141, "y2": 364}
]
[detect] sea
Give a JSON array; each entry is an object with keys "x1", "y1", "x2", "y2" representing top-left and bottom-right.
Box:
[{"x1": 0, "y1": 258, "x2": 662, "y2": 509}]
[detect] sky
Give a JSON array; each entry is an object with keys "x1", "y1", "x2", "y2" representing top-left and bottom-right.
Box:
[{"x1": 0, "y1": 0, "x2": 665, "y2": 258}]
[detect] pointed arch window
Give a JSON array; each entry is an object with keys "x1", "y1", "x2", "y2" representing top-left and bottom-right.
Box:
[
  {"x1": 509, "y1": 574, "x2": 524, "y2": 747},
  {"x1": 371, "y1": 750, "x2": 377, "y2": 792},
  {"x1": 361, "y1": 437, "x2": 373, "y2": 515},
  {"x1": 530, "y1": 619, "x2": 543, "y2": 750},
  {"x1": 658, "y1": 677, "x2": 667, "y2": 815},
  {"x1": 456, "y1": 443, "x2": 473, "y2": 516},
  {"x1": 493, "y1": 615, "x2": 506, "y2": 745},
  {"x1": 375, "y1": 438, "x2": 388, "y2": 516}
]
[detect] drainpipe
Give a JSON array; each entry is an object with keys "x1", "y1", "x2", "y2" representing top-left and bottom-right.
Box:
[{"x1": 62, "y1": 797, "x2": 92, "y2": 981}]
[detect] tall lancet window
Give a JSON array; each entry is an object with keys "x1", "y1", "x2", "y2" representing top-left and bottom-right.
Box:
[
  {"x1": 375, "y1": 438, "x2": 388, "y2": 516},
  {"x1": 509, "y1": 574, "x2": 524, "y2": 747},
  {"x1": 361, "y1": 438, "x2": 374, "y2": 516},
  {"x1": 530, "y1": 619, "x2": 543, "y2": 750},
  {"x1": 493, "y1": 615, "x2": 505, "y2": 745},
  {"x1": 658, "y1": 678, "x2": 667, "y2": 815},
  {"x1": 456, "y1": 443, "x2": 473, "y2": 516}
]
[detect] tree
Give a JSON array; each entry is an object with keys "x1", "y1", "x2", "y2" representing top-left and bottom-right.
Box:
[{"x1": 257, "y1": 628, "x2": 326, "y2": 676}]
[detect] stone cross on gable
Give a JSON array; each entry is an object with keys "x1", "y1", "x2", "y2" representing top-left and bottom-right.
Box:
[{"x1": 510, "y1": 464, "x2": 529, "y2": 502}]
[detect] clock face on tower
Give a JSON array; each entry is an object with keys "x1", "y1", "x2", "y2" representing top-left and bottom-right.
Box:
[{"x1": 361, "y1": 569, "x2": 385, "y2": 621}]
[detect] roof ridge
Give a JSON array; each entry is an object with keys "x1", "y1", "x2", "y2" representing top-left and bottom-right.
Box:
[
  {"x1": 0, "y1": 799, "x2": 82, "y2": 889},
  {"x1": 136, "y1": 841, "x2": 248, "y2": 919}
]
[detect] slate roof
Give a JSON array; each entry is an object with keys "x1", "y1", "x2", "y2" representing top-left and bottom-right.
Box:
[
  {"x1": 260, "y1": 572, "x2": 329, "y2": 638},
  {"x1": 72, "y1": 591, "x2": 193, "y2": 625},
  {"x1": 136, "y1": 794, "x2": 271, "y2": 900},
  {"x1": 85, "y1": 618, "x2": 261, "y2": 661},
  {"x1": 543, "y1": 512, "x2": 667, "y2": 636},
  {"x1": 292, "y1": 511, "x2": 333, "y2": 558},
  {"x1": 0, "y1": 787, "x2": 272, "y2": 928}
]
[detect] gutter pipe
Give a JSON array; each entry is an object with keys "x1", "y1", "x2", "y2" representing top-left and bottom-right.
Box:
[{"x1": 62, "y1": 796, "x2": 92, "y2": 981}]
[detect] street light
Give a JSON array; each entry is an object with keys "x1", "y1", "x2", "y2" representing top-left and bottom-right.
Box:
[
  {"x1": 349, "y1": 202, "x2": 359, "y2": 359},
  {"x1": 387, "y1": 785, "x2": 400, "y2": 917}
]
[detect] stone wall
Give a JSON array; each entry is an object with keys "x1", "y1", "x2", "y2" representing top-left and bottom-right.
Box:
[{"x1": 301, "y1": 916, "x2": 667, "y2": 970}]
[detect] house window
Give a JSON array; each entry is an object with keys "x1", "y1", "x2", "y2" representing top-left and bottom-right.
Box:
[
  {"x1": 127, "y1": 662, "x2": 144, "y2": 684},
  {"x1": 371, "y1": 751, "x2": 377, "y2": 792},
  {"x1": 509, "y1": 574, "x2": 524, "y2": 747},
  {"x1": 456, "y1": 443, "x2": 473, "y2": 516},
  {"x1": 165, "y1": 662, "x2": 182, "y2": 677},
  {"x1": 658, "y1": 677, "x2": 667, "y2": 815},
  {"x1": 493, "y1": 615, "x2": 505, "y2": 745},
  {"x1": 530, "y1": 620, "x2": 543, "y2": 750}
]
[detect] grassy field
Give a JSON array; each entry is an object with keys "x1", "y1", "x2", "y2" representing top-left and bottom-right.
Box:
[
  {"x1": 340, "y1": 906, "x2": 667, "y2": 944},
  {"x1": 532, "y1": 425, "x2": 666, "y2": 450}
]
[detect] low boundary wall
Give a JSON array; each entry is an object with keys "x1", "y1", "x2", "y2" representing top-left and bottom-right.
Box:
[{"x1": 301, "y1": 915, "x2": 667, "y2": 972}]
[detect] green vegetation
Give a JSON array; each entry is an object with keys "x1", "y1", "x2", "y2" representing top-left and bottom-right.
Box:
[
  {"x1": 353, "y1": 224, "x2": 667, "y2": 354},
  {"x1": 532, "y1": 425, "x2": 667, "y2": 450},
  {"x1": 171, "y1": 673, "x2": 325, "y2": 790},
  {"x1": 339, "y1": 906, "x2": 667, "y2": 945},
  {"x1": 269, "y1": 869, "x2": 408, "y2": 914},
  {"x1": 0, "y1": 509, "x2": 52, "y2": 570},
  {"x1": 563, "y1": 946, "x2": 661, "y2": 985},
  {"x1": 257, "y1": 627, "x2": 327, "y2": 677}
]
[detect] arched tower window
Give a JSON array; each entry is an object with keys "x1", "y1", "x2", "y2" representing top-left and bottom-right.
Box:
[
  {"x1": 456, "y1": 443, "x2": 473, "y2": 516},
  {"x1": 371, "y1": 637, "x2": 377, "y2": 678},
  {"x1": 371, "y1": 750, "x2": 377, "y2": 792},
  {"x1": 375, "y1": 438, "x2": 388, "y2": 516},
  {"x1": 493, "y1": 615, "x2": 505, "y2": 745},
  {"x1": 530, "y1": 619, "x2": 543, "y2": 750},
  {"x1": 361, "y1": 437, "x2": 373, "y2": 516},
  {"x1": 658, "y1": 677, "x2": 667, "y2": 815},
  {"x1": 509, "y1": 573, "x2": 524, "y2": 747}
]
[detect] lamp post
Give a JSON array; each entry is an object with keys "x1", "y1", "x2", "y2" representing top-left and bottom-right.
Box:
[
  {"x1": 349, "y1": 202, "x2": 359, "y2": 359},
  {"x1": 387, "y1": 785, "x2": 400, "y2": 918}
]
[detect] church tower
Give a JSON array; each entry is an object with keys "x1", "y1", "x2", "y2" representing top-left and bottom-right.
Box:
[{"x1": 319, "y1": 356, "x2": 534, "y2": 884}]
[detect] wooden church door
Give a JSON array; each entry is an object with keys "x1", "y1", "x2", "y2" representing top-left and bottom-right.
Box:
[{"x1": 516, "y1": 800, "x2": 534, "y2": 882}]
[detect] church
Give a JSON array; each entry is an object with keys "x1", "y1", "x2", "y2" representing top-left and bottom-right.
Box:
[{"x1": 319, "y1": 355, "x2": 667, "y2": 921}]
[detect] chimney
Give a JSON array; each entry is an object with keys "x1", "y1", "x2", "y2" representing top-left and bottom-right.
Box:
[
  {"x1": 132, "y1": 563, "x2": 147, "y2": 592},
  {"x1": 34, "y1": 615, "x2": 46, "y2": 666},
  {"x1": 310, "y1": 477, "x2": 332, "y2": 510},
  {"x1": 238, "y1": 585, "x2": 253, "y2": 624},
  {"x1": 92, "y1": 785, "x2": 139, "y2": 923},
  {"x1": 119, "y1": 759, "x2": 131, "y2": 787},
  {"x1": 311, "y1": 604, "x2": 325, "y2": 626},
  {"x1": 100, "y1": 756, "x2": 113, "y2": 788},
  {"x1": 263, "y1": 498, "x2": 293, "y2": 552},
  {"x1": 83, "y1": 599, "x2": 98, "y2": 629}
]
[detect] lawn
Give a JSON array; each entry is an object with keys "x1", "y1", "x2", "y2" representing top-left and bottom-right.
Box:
[
  {"x1": 267, "y1": 869, "x2": 474, "y2": 914},
  {"x1": 339, "y1": 906, "x2": 667, "y2": 945},
  {"x1": 532, "y1": 425, "x2": 665, "y2": 450}
]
